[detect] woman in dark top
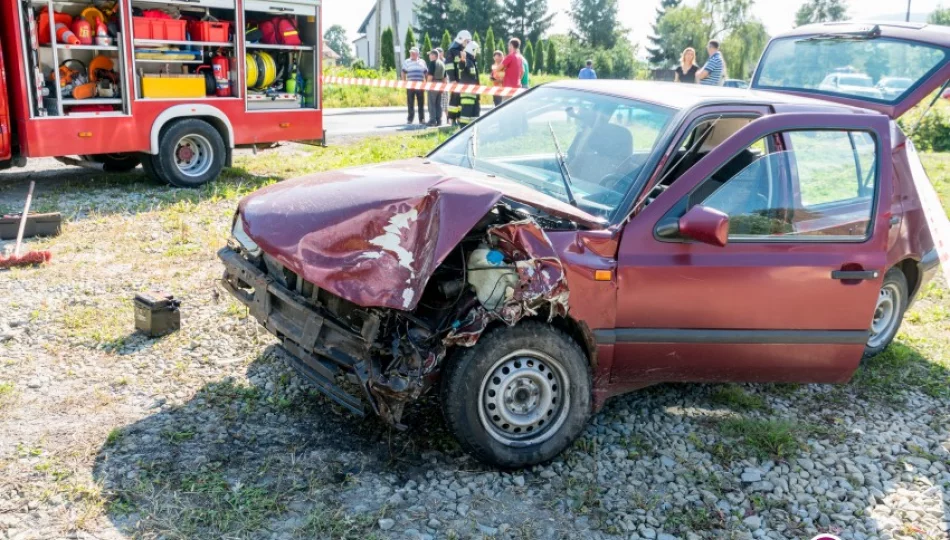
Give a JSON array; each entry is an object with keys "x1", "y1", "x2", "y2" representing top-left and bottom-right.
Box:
[{"x1": 674, "y1": 47, "x2": 699, "y2": 83}]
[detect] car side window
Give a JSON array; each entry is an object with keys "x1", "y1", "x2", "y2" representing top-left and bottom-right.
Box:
[{"x1": 687, "y1": 129, "x2": 879, "y2": 241}]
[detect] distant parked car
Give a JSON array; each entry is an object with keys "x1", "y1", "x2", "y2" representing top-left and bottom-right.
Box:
[
  {"x1": 818, "y1": 73, "x2": 885, "y2": 99},
  {"x1": 877, "y1": 77, "x2": 914, "y2": 99},
  {"x1": 723, "y1": 79, "x2": 749, "y2": 88},
  {"x1": 221, "y1": 22, "x2": 943, "y2": 468}
]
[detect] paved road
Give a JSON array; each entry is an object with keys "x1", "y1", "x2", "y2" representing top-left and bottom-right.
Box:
[{"x1": 324, "y1": 106, "x2": 438, "y2": 141}]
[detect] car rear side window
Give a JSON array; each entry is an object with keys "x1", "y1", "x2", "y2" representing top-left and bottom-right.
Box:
[{"x1": 688, "y1": 129, "x2": 878, "y2": 241}]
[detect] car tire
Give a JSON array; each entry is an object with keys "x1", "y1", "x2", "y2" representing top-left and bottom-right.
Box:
[
  {"x1": 83, "y1": 153, "x2": 141, "y2": 173},
  {"x1": 150, "y1": 119, "x2": 226, "y2": 188},
  {"x1": 864, "y1": 267, "x2": 909, "y2": 357},
  {"x1": 440, "y1": 321, "x2": 592, "y2": 468},
  {"x1": 138, "y1": 153, "x2": 161, "y2": 182}
]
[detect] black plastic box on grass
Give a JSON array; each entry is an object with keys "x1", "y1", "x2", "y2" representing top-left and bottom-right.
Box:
[{"x1": 134, "y1": 292, "x2": 181, "y2": 337}]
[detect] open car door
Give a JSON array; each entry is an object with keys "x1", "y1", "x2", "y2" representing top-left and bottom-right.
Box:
[
  {"x1": 751, "y1": 22, "x2": 950, "y2": 119},
  {"x1": 610, "y1": 112, "x2": 892, "y2": 385}
]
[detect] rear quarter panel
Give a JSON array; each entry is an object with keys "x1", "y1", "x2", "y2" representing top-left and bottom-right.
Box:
[{"x1": 889, "y1": 129, "x2": 936, "y2": 273}]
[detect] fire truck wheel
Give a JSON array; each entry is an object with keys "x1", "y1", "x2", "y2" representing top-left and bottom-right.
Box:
[
  {"x1": 139, "y1": 154, "x2": 161, "y2": 182},
  {"x1": 83, "y1": 153, "x2": 142, "y2": 173},
  {"x1": 153, "y1": 119, "x2": 226, "y2": 188}
]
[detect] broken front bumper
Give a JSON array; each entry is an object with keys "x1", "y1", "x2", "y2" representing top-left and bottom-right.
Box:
[{"x1": 218, "y1": 247, "x2": 374, "y2": 416}]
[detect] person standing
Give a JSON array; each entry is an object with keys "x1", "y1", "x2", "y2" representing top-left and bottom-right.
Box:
[
  {"x1": 674, "y1": 47, "x2": 700, "y2": 83},
  {"x1": 578, "y1": 60, "x2": 597, "y2": 80},
  {"x1": 458, "y1": 41, "x2": 481, "y2": 126},
  {"x1": 500, "y1": 38, "x2": 524, "y2": 101},
  {"x1": 402, "y1": 47, "x2": 428, "y2": 125},
  {"x1": 490, "y1": 50, "x2": 505, "y2": 106},
  {"x1": 446, "y1": 31, "x2": 472, "y2": 125},
  {"x1": 426, "y1": 49, "x2": 445, "y2": 126},
  {"x1": 697, "y1": 40, "x2": 725, "y2": 86}
]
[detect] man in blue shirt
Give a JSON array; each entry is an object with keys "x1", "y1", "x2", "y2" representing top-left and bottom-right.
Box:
[
  {"x1": 578, "y1": 60, "x2": 597, "y2": 80},
  {"x1": 697, "y1": 40, "x2": 725, "y2": 86}
]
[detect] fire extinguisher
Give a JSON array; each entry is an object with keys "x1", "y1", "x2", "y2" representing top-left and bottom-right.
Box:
[{"x1": 211, "y1": 52, "x2": 230, "y2": 97}]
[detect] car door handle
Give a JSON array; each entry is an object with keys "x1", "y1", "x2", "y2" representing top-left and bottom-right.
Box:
[{"x1": 831, "y1": 270, "x2": 880, "y2": 281}]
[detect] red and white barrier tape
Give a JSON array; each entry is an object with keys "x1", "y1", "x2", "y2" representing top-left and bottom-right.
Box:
[{"x1": 322, "y1": 76, "x2": 526, "y2": 97}]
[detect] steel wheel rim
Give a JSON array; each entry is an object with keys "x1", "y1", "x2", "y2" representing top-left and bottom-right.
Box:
[
  {"x1": 174, "y1": 134, "x2": 213, "y2": 178},
  {"x1": 868, "y1": 282, "x2": 901, "y2": 348},
  {"x1": 478, "y1": 349, "x2": 570, "y2": 447}
]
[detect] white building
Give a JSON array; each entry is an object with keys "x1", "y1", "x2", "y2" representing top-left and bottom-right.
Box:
[{"x1": 352, "y1": 0, "x2": 419, "y2": 68}]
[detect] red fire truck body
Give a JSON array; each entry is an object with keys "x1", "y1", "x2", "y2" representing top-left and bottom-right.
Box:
[{"x1": 0, "y1": 0, "x2": 323, "y2": 186}]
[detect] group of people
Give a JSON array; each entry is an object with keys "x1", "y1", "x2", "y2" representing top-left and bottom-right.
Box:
[
  {"x1": 400, "y1": 30, "x2": 532, "y2": 127},
  {"x1": 672, "y1": 40, "x2": 726, "y2": 85}
]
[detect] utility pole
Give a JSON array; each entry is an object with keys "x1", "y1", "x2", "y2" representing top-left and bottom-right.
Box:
[
  {"x1": 906, "y1": 0, "x2": 912, "y2": 22},
  {"x1": 390, "y1": 0, "x2": 400, "y2": 59},
  {"x1": 375, "y1": 0, "x2": 383, "y2": 68}
]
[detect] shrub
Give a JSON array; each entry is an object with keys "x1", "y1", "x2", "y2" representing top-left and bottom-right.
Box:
[{"x1": 899, "y1": 103, "x2": 950, "y2": 152}]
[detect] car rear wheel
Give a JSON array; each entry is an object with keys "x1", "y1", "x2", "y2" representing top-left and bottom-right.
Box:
[
  {"x1": 150, "y1": 119, "x2": 226, "y2": 188},
  {"x1": 441, "y1": 321, "x2": 591, "y2": 468},
  {"x1": 865, "y1": 267, "x2": 908, "y2": 357}
]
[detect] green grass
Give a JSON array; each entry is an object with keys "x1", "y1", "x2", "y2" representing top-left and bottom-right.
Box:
[
  {"x1": 0, "y1": 381, "x2": 15, "y2": 410},
  {"x1": 708, "y1": 384, "x2": 769, "y2": 412},
  {"x1": 717, "y1": 418, "x2": 808, "y2": 460},
  {"x1": 919, "y1": 152, "x2": 950, "y2": 216}
]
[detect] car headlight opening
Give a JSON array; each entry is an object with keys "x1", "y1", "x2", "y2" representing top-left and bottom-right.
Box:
[{"x1": 231, "y1": 214, "x2": 261, "y2": 257}]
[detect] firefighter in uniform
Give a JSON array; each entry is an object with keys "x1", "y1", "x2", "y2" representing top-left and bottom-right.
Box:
[
  {"x1": 446, "y1": 30, "x2": 471, "y2": 125},
  {"x1": 458, "y1": 41, "x2": 481, "y2": 126}
]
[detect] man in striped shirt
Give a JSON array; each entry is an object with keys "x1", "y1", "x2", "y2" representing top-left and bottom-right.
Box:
[
  {"x1": 697, "y1": 40, "x2": 725, "y2": 86},
  {"x1": 402, "y1": 47, "x2": 428, "y2": 124}
]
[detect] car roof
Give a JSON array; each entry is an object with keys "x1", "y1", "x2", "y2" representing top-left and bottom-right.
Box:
[{"x1": 546, "y1": 79, "x2": 867, "y2": 114}]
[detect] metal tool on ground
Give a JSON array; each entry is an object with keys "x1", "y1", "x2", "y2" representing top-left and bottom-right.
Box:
[{"x1": 0, "y1": 181, "x2": 53, "y2": 269}]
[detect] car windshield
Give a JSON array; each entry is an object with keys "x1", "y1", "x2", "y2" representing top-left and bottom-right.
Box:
[
  {"x1": 428, "y1": 87, "x2": 674, "y2": 220},
  {"x1": 755, "y1": 35, "x2": 948, "y2": 103}
]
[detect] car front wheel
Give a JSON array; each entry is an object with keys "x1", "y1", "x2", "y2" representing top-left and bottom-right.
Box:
[
  {"x1": 441, "y1": 321, "x2": 592, "y2": 468},
  {"x1": 865, "y1": 267, "x2": 909, "y2": 357}
]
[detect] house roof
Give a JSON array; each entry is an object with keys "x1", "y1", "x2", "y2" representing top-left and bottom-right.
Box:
[
  {"x1": 357, "y1": 6, "x2": 376, "y2": 35},
  {"x1": 323, "y1": 48, "x2": 341, "y2": 60}
]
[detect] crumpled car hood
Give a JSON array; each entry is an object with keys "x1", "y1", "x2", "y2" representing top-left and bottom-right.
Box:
[{"x1": 239, "y1": 160, "x2": 505, "y2": 311}]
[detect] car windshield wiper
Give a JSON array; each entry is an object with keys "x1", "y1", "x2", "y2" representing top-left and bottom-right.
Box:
[
  {"x1": 466, "y1": 124, "x2": 477, "y2": 169},
  {"x1": 548, "y1": 122, "x2": 578, "y2": 207}
]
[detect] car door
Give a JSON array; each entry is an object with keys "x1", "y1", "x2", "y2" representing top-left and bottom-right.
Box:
[{"x1": 607, "y1": 112, "x2": 892, "y2": 385}]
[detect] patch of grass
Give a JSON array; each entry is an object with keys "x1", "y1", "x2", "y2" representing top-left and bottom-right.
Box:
[
  {"x1": 0, "y1": 381, "x2": 15, "y2": 409},
  {"x1": 161, "y1": 429, "x2": 196, "y2": 445},
  {"x1": 717, "y1": 418, "x2": 807, "y2": 460},
  {"x1": 709, "y1": 384, "x2": 769, "y2": 412},
  {"x1": 852, "y1": 337, "x2": 950, "y2": 400},
  {"x1": 61, "y1": 303, "x2": 131, "y2": 349},
  {"x1": 300, "y1": 504, "x2": 381, "y2": 539},
  {"x1": 664, "y1": 505, "x2": 724, "y2": 533},
  {"x1": 104, "y1": 428, "x2": 123, "y2": 447}
]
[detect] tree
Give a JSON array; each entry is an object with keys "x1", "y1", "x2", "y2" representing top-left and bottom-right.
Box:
[
  {"x1": 501, "y1": 0, "x2": 554, "y2": 43},
  {"x1": 929, "y1": 6, "x2": 950, "y2": 25},
  {"x1": 534, "y1": 39, "x2": 545, "y2": 73},
  {"x1": 700, "y1": 0, "x2": 752, "y2": 38},
  {"x1": 523, "y1": 40, "x2": 535, "y2": 72},
  {"x1": 795, "y1": 0, "x2": 848, "y2": 27},
  {"x1": 423, "y1": 33, "x2": 433, "y2": 56},
  {"x1": 498, "y1": 38, "x2": 506, "y2": 56},
  {"x1": 721, "y1": 20, "x2": 769, "y2": 79},
  {"x1": 323, "y1": 24, "x2": 354, "y2": 66},
  {"x1": 472, "y1": 31, "x2": 484, "y2": 72},
  {"x1": 441, "y1": 29, "x2": 452, "y2": 53},
  {"x1": 547, "y1": 40, "x2": 558, "y2": 74},
  {"x1": 653, "y1": 6, "x2": 708, "y2": 69},
  {"x1": 570, "y1": 0, "x2": 620, "y2": 49},
  {"x1": 453, "y1": 0, "x2": 501, "y2": 39},
  {"x1": 484, "y1": 27, "x2": 497, "y2": 58},
  {"x1": 380, "y1": 27, "x2": 396, "y2": 71},
  {"x1": 416, "y1": 0, "x2": 453, "y2": 40},
  {"x1": 404, "y1": 26, "x2": 417, "y2": 59},
  {"x1": 646, "y1": 0, "x2": 682, "y2": 67}
]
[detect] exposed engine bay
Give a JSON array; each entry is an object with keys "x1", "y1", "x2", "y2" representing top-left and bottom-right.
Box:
[{"x1": 219, "y1": 200, "x2": 576, "y2": 427}]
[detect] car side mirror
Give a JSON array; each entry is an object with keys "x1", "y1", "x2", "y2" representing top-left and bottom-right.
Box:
[{"x1": 678, "y1": 205, "x2": 730, "y2": 247}]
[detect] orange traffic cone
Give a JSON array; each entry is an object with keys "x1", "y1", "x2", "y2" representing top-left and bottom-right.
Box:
[{"x1": 55, "y1": 23, "x2": 80, "y2": 45}]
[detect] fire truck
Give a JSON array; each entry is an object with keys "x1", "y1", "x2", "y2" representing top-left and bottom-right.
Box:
[{"x1": 0, "y1": 0, "x2": 322, "y2": 187}]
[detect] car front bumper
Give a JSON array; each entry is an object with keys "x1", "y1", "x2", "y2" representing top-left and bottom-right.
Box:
[{"x1": 218, "y1": 246, "x2": 375, "y2": 416}]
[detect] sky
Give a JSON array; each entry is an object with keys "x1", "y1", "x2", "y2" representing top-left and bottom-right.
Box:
[{"x1": 324, "y1": 0, "x2": 945, "y2": 50}]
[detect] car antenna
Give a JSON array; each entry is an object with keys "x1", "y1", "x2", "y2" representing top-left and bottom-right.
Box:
[
  {"x1": 907, "y1": 79, "x2": 950, "y2": 136},
  {"x1": 548, "y1": 122, "x2": 578, "y2": 207}
]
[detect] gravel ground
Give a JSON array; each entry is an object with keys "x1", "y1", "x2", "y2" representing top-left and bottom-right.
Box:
[{"x1": 0, "y1": 144, "x2": 948, "y2": 540}]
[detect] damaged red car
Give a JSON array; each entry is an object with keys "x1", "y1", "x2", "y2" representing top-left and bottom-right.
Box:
[{"x1": 220, "y1": 22, "x2": 944, "y2": 467}]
